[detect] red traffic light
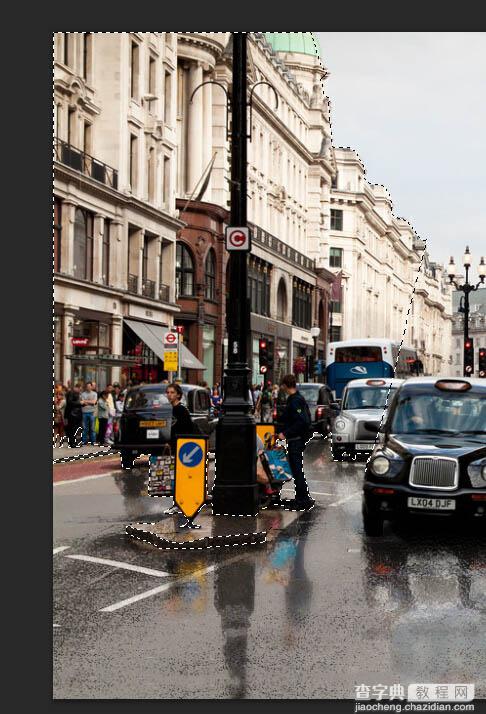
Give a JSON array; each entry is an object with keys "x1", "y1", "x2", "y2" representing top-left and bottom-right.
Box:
[
  {"x1": 259, "y1": 339, "x2": 267, "y2": 349},
  {"x1": 465, "y1": 340, "x2": 472, "y2": 349}
]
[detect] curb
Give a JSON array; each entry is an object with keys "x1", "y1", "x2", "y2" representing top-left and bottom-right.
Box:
[
  {"x1": 53, "y1": 449, "x2": 118, "y2": 465},
  {"x1": 125, "y1": 523, "x2": 267, "y2": 550}
]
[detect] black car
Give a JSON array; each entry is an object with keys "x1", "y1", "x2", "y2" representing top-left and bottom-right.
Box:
[
  {"x1": 296, "y1": 382, "x2": 340, "y2": 436},
  {"x1": 362, "y1": 377, "x2": 486, "y2": 536},
  {"x1": 116, "y1": 383, "x2": 217, "y2": 469}
]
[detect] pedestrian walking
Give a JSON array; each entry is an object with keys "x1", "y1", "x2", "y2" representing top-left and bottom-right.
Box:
[
  {"x1": 64, "y1": 384, "x2": 83, "y2": 448},
  {"x1": 165, "y1": 382, "x2": 201, "y2": 453},
  {"x1": 257, "y1": 381, "x2": 274, "y2": 423},
  {"x1": 276, "y1": 373, "x2": 314, "y2": 511},
  {"x1": 96, "y1": 390, "x2": 110, "y2": 445},
  {"x1": 80, "y1": 381, "x2": 98, "y2": 445},
  {"x1": 53, "y1": 383, "x2": 66, "y2": 445}
]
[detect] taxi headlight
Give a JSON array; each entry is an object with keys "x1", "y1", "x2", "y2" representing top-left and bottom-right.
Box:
[
  {"x1": 370, "y1": 455, "x2": 391, "y2": 476},
  {"x1": 467, "y1": 459, "x2": 486, "y2": 487},
  {"x1": 482, "y1": 465, "x2": 486, "y2": 481},
  {"x1": 335, "y1": 418, "x2": 347, "y2": 431}
]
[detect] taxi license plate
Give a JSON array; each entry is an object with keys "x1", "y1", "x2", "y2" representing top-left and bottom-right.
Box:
[
  {"x1": 356, "y1": 443, "x2": 374, "y2": 450},
  {"x1": 139, "y1": 420, "x2": 166, "y2": 428},
  {"x1": 407, "y1": 497, "x2": 455, "y2": 511},
  {"x1": 146, "y1": 429, "x2": 160, "y2": 439}
]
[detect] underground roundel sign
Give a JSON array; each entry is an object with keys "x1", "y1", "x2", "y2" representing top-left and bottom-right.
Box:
[{"x1": 225, "y1": 226, "x2": 251, "y2": 252}]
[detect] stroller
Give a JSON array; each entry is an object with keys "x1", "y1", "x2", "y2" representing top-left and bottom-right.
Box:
[{"x1": 258, "y1": 434, "x2": 292, "y2": 508}]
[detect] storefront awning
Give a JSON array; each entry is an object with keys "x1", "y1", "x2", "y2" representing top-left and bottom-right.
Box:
[{"x1": 125, "y1": 319, "x2": 206, "y2": 371}]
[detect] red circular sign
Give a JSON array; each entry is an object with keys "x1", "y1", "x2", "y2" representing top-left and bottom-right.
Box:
[
  {"x1": 165, "y1": 332, "x2": 177, "y2": 345},
  {"x1": 229, "y1": 230, "x2": 246, "y2": 248}
]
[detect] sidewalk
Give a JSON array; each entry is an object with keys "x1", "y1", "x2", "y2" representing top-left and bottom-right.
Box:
[{"x1": 53, "y1": 443, "x2": 117, "y2": 463}]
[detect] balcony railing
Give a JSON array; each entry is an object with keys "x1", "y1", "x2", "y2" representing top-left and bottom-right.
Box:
[
  {"x1": 54, "y1": 137, "x2": 118, "y2": 190},
  {"x1": 249, "y1": 222, "x2": 315, "y2": 271},
  {"x1": 142, "y1": 279, "x2": 155, "y2": 299},
  {"x1": 128, "y1": 274, "x2": 138, "y2": 294},
  {"x1": 159, "y1": 284, "x2": 170, "y2": 302}
]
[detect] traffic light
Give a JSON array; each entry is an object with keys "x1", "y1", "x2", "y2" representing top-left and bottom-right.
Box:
[
  {"x1": 259, "y1": 338, "x2": 268, "y2": 374},
  {"x1": 464, "y1": 338, "x2": 474, "y2": 376},
  {"x1": 479, "y1": 348, "x2": 486, "y2": 378},
  {"x1": 266, "y1": 341, "x2": 274, "y2": 371}
]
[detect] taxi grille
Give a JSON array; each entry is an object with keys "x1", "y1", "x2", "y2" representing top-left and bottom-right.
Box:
[{"x1": 409, "y1": 457, "x2": 458, "y2": 490}]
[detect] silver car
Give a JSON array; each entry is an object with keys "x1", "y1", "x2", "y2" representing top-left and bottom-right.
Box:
[{"x1": 331, "y1": 378, "x2": 403, "y2": 460}]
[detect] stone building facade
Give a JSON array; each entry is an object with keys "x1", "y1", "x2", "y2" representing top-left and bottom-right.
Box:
[
  {"x1": 54, "y1": 32, "x2": 184, "y2": 388},
  {"x1": 326, "y1": 148, "x2": 453, "y2": 375},
  {"x1": 175, "y1": 32, "x2": 336, "y2": 385}
]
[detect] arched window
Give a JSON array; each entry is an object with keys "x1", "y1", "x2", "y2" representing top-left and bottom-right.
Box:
[
  {"x1": 176, "y1": 243, "x2": 194, "y2": 297},
  {"x1": 205, "y1": 249, "x2": 216, "y2": 301},
  {"x1": 276, "y1": 278, "x2": 287, "y2": 322},
  {"x1": 73, "y1": 208, "x2": 93, "y2": 280}
]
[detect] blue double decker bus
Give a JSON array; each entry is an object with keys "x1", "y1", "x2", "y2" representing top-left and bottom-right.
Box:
[{"x1": 326, "y1": 338, "x2": 419, "y2": 399}]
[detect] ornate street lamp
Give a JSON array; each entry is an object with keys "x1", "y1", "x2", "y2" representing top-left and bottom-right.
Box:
[{"x1": 448, "y1": 247, "x2": 485, "y2": 376}]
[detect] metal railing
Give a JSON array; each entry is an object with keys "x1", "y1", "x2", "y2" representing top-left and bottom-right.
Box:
[
  {"x1": 159, "y1": 283, "x2": 170, "y2": 302},
  {"x1": 142, "y1": 279, "x2": 155, "y2": 299},
  {"x1": 54, "y1": 137, "x2": 118, "y2": 190},
  {"x1": 128, "y1": 274, "x2": 138, "y2": 294}
]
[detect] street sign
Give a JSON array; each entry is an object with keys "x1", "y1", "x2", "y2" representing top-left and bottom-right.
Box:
[
  {"x1": 175, "y1": 325, "x2": 185, "y2": 334},
  {"x1": 164, "y1": 331, "x2": 178, "y2": 347},
  {"x1": 225, "y1": 226, "x2": 251, "y2": 251},
  {"x1": 175, "y1": 437, "x2": 208, "y2": 520},
  {"x1": 164, "y1": 350, "x2": 178, "y2": 371}
]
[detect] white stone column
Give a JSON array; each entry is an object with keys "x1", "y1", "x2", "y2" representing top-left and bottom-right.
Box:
[
  {"x1": 62, "y1": 305, "x2": 79, "y2": 386},
  {"x1": 187, "y1": 62, "x2": 204, "y2": 195},
  {"x1": 137, "y1": 229, "x2": 144, "y2": 294},
  {"x1": 110, "y1": 219, "x2": 125, "y2": 290},
  {"x1": 154, "y1": 236, "x2": 162, "y2": 299},
  {"x1": 93, "y1": 214, "x2": 104, "y2": 283},
  {"x1": 61, "y1": 201, "x2": 76, "y2": 276},
  {"x1": 202, "y1": 74, "x2": 213, "y2": 197},
  {"x1": 111, "y1": 315, "x2": 123, "y2": 384}
]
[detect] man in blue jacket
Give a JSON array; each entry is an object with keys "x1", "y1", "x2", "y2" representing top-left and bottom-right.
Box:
[{"x1": 276, "y1": 373, "x2": 315, "y2": 511}]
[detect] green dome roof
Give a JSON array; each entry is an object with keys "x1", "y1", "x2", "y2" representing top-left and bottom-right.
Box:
[{"x1": 265, "y1": 32, "x2": 321, "y2": 58}]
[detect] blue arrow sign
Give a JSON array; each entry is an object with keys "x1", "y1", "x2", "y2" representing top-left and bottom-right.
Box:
[{"x1": 179, "y1": 442, "x2": 204, "y2": 467}]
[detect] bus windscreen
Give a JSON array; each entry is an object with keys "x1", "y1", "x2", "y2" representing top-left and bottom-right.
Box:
[{"x1": 334, "y1": 346, "x2": 382, "y2": 363}]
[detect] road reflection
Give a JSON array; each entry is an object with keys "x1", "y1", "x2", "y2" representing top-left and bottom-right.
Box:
[{"x1": 363, "y1": 524, "x2": 486, "y2": 684}]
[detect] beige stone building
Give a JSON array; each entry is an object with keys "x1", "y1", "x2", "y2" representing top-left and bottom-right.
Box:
[
  {"x1": 325, "y1": 147, "x2": 453, "y2": 375},
  {"x1": 54, "y1": 32, "x2": 184, "y2": 388}
]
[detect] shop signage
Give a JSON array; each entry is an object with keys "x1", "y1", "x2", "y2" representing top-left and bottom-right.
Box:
[
  {"x1": 71, "y1": 337, "x2": 89, "y2": 346},
  {"x1": 225, "y1": 226, "x2": 251, "y2": 252}
]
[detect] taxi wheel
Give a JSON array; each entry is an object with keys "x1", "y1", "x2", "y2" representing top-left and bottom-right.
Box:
[
  {"x1": 120, "y1": 451, "x2": 134, "y2": 470},
  {"x1": 362, "y1": 503, "x2": 384, "y2": 537}
]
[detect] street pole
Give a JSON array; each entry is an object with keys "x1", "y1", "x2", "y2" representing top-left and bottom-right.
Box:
[{"x1": 212, "y1": 33, "x2": 258, "y2": 516}]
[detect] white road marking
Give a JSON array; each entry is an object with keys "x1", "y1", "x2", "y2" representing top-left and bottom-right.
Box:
[
  {"x1": 100, "y1": 564, "x2": 216, "y2": 612},
  {"x1": 282, "y1": 489, "x2": 332, "y2": 496},
  {"x1": 328, "y1": 492, "x2": 361, "y2": 508},
  {"x1": 347, "y1": 548, "x2": 361, "y2": 553},
  {"x1": 66, "y1": 554, "x2": 170, "y2": 578},
  {"x1": 53, "y1": 546, "x2": 70, "y2": 555},
  {"x1": 54, "y1": 472, "x2": 115, "y2": 487}
]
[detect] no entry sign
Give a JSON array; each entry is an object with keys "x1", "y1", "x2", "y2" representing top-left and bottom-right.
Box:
[{"x1": 225, "y1": 226, "x2": 251, "y2": 252}]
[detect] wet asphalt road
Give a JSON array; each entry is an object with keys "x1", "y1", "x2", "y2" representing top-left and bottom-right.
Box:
[{"x1": 53, "y1": 437, "x2": 486, "y2": 699}]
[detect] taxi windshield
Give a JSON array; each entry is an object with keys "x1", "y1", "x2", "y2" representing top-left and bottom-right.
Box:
[
  {"x1": 124, "y1": 389, "x2": 170, "y2": 411},
  {"x1": 342, "y1": 387, "x2": 396, "y2": 410},
  {"x1": 390, "y1": 391, "x2": 486, "y2": 435}
]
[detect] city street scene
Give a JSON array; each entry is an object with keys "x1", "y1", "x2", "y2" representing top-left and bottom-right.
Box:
[{"x1": 53, "y1": 32, "x2": 485, "y2": 703}]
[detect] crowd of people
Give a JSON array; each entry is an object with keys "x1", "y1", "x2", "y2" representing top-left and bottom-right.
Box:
[
  {"x1": 199, "y1": 380, "x2": 287, "y2": 422},
  {"x1": 53, "y1": 381, "x2": 125, "y2": 448}
]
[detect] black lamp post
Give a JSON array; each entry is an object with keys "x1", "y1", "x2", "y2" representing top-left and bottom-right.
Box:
[
  {"x1": 212, "y1": 33, "x2": 259, "y2": 516},
  {"x1": 447, "y1": 247, "x2": 486, "y2": 376}
]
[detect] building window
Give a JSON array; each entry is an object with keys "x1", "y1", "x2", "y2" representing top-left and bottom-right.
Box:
[
  {"x1": 163, "y1": 71, "x2": 172, "y2": 124},
  {"x1": 102, "y1": 219, "x2": 110, "y2": 286},
  {"x1": 54, "y1": 314, "x2": 63, "y2": 383},
  {"x1": 54, "y1": 197, "x2": 62, "y2": 273},
  {"x1": 292, "y1": 279, "x2": 312, "y2": 329},
  {"x1": 63, "y1": 33, "x2": 71, "y2": 67},
  {"x1": 73, "y1": 208, "x2": 94, "y2": 281},
  {"x1": 147, "y1": 147, "x2": 155, "y2": 202},
  {"x1": 176, "y1": 243, "x2": 194, "y2": 297},
  {"x1": 329, "y1": 247, "x2": 343, "y2": 268},
  {"x1": 248, "y1": 258, "x2": 270, "y2": 316},
  {"x1": 331, "y1": 172, "x2": 338, "y2": 189},
  {"x1": 163, "y1": 156, "x2": 170, "y2": 206},
  {"x1": 330, "y1": 209, "x2": 343, "y2": 231},
  {"x1": 330, "y1": 326, "x2": 342, "y2": 342},
  {"x1": 68, "y1": 107, "x2": 76, "y2": 146},
  {"x1": 205, "y1": 249, "x2": 216, "y2": 301},
  {"x1": 130, "y1": 41, "x2": 139, "y2": 100},
  {"x1": 83, "y1": 121, "x2": 92, "y2": 155},
  {"x1": 330, "y1": 299, "x2": 341, "y2": 313},
  {"x1": 276, "y1": 278, "x2": 287, "y2": 322},
  {"x1": 149, "y1": 55, "x2": 156, "y2": 94},
  {"x1": 82, "y1": 33, "x2": 92, "y2": 82},
  {"x1": 129, "y1": 134, "x2": 138, "y2": 191}
]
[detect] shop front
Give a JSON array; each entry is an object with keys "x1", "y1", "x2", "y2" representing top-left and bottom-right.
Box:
[
  {"x1": 292, "y1": 328, "x2": 315, "y2": 383},
  {"x1": 250, "y1": 314, "x2": 292, "y2": 387}
]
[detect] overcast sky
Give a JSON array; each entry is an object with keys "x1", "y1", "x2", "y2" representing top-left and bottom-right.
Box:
[{"x1": 316, "y1": 32, "x2": 486, "y2": 277}]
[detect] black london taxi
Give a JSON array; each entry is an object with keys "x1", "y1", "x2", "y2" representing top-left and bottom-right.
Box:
[
  {"x1": 362, "y1": 377, "x2": 486, "y2": 536},
  {"x1": 116, "y1": 383, "x2": 217, "y2": 469}
]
